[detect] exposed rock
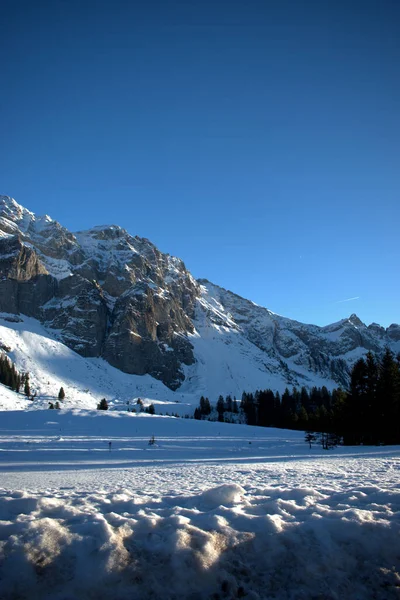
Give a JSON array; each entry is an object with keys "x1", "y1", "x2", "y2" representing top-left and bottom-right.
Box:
[
  {"x1": 0, "y1": 196, "x2": 199, "y2": 387},
  {"x1": 0, "y1": 195, "x2": 397, "y2": 391},
  {"x1": 0, "y1": 236, "x2": 48, "y2": 281},
  {"x1": 42, "y1": 275, "x2": 108, "y2": 356},
  {"x1": 387, "y1": 324, "x2": 400, "y2": 342},
  {"x1": 103, "y1": 284, "x2": 195, "y2": 389}
]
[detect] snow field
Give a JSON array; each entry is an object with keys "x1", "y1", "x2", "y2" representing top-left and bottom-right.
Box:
[{"x1": 0, "y1": 410, "x2": 399, "y2": 599}]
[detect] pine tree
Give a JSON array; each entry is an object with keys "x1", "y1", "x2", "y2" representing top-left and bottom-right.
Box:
[
  {"x1": 0, "y1": 355, "x2": 24, "y2": 394},
  {"x1": 24, "y1": 373, "x2": 30, "y2": 397},
  {"x1": 216, "y1": 395, "x2": 225, "y2": 422},
  {"x1": 10, "y1": 369, "x2": 17, "y2": 392},
  {"x1": 199, "y1": 396, "x2": 211, "y2": 416},
  {"x1": 281, "y1": 388, "x2": 294, "y2": 426},
  {"x1": 344, "y1": 358, "x2": 367, "y2": 444},
  {"x1": 331, "y1": 388, "x2": 347, "y2": 436},
  {"x1": 97, "y1": 398, "x2": 108, "y2": 410},
  {"x1": 298, "y1": 406, "x2": 309, "y2": 428},
  {"x1": 364, "y1": 352, "x2": 379, "y2": 443},
  {"x1": 257, "y1": 389, "x2": 276, "y2": 427},
  {"x1": 241, "y1": 392, "x2": 257, "y2": 425},
  {"x1": 300, "y1": 386, "x2": 311, "y2": 412},
  {"x1": 378, "y1": 348, "x2": 400, "y2": 443}
]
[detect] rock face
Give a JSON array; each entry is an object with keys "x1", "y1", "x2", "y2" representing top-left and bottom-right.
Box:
[
  {"x1": 0, "y1": 195, "x2": 398, "y2": 392},
  {"x1": 0, "y1": 196, "x2": 197, "y2": 389}
]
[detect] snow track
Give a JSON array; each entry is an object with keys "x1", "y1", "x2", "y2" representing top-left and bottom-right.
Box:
[{"x1": 0, "y1": 410, "x2": 399, "y2": 600}]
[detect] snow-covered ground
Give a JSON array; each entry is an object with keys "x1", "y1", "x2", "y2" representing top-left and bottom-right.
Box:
[{"x1": 0, "y1": 410, "x2": 399, "y2": 600}]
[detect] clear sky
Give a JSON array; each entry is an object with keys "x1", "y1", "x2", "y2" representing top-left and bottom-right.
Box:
[{"x1": 1, "y1": 0, "x2": 399, "y2": 327}]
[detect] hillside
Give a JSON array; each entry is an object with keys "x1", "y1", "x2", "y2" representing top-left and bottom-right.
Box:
[{"x1": 0, "y1": 195, "x2": 398, "y2": 409}]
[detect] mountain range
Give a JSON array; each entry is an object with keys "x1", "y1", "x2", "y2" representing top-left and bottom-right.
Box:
[{"x1": 0, "y1": 195, "x2": 398, "y2": 410}]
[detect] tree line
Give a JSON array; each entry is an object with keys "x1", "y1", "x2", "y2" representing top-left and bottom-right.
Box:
[
  {"x1": 0, "y1": 353, "x2": 31, "y2": 396},
  {"x1": 194, "y1": 349, "x2": 400, "y2": 445},
  {"x1": 0, "y1": 351, "x2": 68, "y2": 406}
]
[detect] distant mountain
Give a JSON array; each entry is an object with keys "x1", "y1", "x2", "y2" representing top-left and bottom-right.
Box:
[{"x1": 0, "y1": 195, "x2": 398, "y2": 406}]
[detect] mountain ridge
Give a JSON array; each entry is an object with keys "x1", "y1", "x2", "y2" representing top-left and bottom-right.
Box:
[{"x1": 0, "y1": 195, "x2": 398, "y2": 403}]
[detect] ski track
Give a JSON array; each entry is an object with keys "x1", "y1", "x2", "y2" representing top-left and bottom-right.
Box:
[{"x1": 0, "y1": 410, "x2": 399, "y2": 600}]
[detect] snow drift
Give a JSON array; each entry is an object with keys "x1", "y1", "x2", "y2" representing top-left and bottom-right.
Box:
[{"x1": 0, "y1": 410, "x2": 399, "y2": 600}]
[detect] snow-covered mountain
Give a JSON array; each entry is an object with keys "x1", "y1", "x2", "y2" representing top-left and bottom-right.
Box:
[{"x1": 0, "y1": 195, "x2": 398, "y2": 409}]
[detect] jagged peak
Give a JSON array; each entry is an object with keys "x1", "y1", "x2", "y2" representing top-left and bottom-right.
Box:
[
  {"x1": 0, "y1": 195, "x2": 35, "y2": 226},
  {"x1": 0, "y1": 195, "x2": 59, "y2": 237},
  {"x1": 78, "y1": 224, "x2": 125, "y2": 233},
  {"x1": 75, "y1": 224, "x2": 128, "y2": 242},
  {"x1": 0, "y1": 195, "x2": 26, "y2": 210},
  {"x1": 368, "y1": 322, "x2": 385, "y2": 331},
  {"x1": 348, "y1": 313, "x2": 364, "y2": 327}
]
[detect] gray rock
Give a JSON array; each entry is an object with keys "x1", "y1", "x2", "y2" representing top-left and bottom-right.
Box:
[{"x1": 0, "y1": 195, "x2": 397, "y2": 391}]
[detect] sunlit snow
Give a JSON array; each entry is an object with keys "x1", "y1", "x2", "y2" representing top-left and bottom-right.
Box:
[{"x1": 0, "y1": 410, "x2": 399, "y2": 600}]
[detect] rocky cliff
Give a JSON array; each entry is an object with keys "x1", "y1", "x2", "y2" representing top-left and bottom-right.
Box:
[
  {"x1": 0, "y1": 196, "x2": 198, "y2": 389},
  {"x1": 0, "y1": 195, "x2": 398, "y2": 393}
]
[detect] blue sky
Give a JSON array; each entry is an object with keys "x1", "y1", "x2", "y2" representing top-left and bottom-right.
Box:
[{"x1": 1, "y1": 0, "x2": 399, "y2": 327}]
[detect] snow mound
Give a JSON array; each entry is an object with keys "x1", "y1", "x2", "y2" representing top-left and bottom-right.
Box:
[
  {"x1": 0, "y1": 482, "x2": 399, "y2": 600},
  {"x1": 198, "y1": 483, "x2": 245, "y2": 509}
]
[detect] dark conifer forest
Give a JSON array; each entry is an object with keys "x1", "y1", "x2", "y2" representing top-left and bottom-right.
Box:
[
  {"x1": 195, "y1": 350, "x2": 400, "y2": 446},
  {"x1": 0, "y1": 353, "x2": 26, "y2": 394}
]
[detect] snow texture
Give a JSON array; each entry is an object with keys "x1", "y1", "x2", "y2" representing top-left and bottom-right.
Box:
[{"x1": 0, "y1": 410, "x2": 399, "y2": 600}]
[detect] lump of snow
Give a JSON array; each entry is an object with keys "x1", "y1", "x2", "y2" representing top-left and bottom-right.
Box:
[{"x1": 198, "y1": 484, "x2": 245, "y2": 510}]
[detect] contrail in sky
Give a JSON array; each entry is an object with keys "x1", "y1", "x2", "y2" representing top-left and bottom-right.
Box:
[{"x1": 335, "y1": 296, "x2": 360, "y2": 304}]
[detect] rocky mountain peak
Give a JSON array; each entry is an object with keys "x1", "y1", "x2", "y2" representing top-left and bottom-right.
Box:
[
  {"x1": 0, "y1": 196, "x2": 398, "y2": 394},
  {"x1": 0, "y1": 195, "x2": 35, "y2": 235},
  {"x1": 348, "y1": 313, "x2": 364, "y2": 327},
  {"x1": 77, "y1": 224, "x2": 127, "y2": 241},
  {"x1": 387, "y1": 323, "x2": 400, "y2": 342},
  {"x1": 0, "y1": 197, "x2": 199, "y2": 389}
]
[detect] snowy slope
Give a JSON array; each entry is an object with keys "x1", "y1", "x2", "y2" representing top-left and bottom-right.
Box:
[
  {"x1": 182, "y1": 283, "x2": 346, "y2": 402},
  {"x1": 0, "y1": 195, "x2": 398, "y2": 405},
  {"x1": 0, "y1": 308, "x2": 350, "y2": 414},
  {"x1": 196, "y1": 280, "x2": 400, "y2": 389},
  {"x1": 0, "y1": 314, "x2": 195, "y2": 413}
]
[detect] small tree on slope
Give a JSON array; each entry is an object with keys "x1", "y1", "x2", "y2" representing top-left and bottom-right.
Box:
[
  {"x1": 97, "y1": 398, "x2": 108, "y2": 410},
  {"x1": 24, "y1": 373, "x2": 30, "y2": 397}
]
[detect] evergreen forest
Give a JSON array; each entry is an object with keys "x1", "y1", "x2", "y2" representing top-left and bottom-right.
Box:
[{"x1": 195, "y1": 350, "x2": 400, "y2": 446}]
